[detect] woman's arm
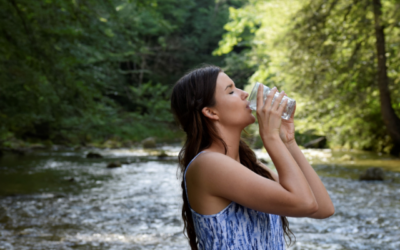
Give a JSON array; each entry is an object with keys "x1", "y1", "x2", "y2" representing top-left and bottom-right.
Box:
[
  {"x1": 277, "y1": 93, "x2": 334, "y2": 219},
  {"x1": 261, "y1": 134, "x2": 319, "y2": 214},
  {"x1": 257, "y1": 161, "x2": 279, "y2": 184},
  {"x1": 285, "y1": 140, "x2": 335, "y2": 219},
  {"x1": 258, "y1": 143, "x2": 334, "y2": 219},
  {"x1": 192, "y1": 141, "x2": 319, "y2": 217}
]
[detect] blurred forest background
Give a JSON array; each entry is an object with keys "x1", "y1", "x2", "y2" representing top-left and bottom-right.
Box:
[{"x1": 1, "y1": 0, "x2": 400, "y2": 156}]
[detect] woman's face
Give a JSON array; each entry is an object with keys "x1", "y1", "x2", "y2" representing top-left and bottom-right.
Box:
[{"x1": 210, "y1": 72, "x2": 255, "y2": 128}]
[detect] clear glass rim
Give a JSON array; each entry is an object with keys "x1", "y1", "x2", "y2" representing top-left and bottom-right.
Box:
[{"x1": 248, "y1": 82, "x2": 261, "y2": 101}]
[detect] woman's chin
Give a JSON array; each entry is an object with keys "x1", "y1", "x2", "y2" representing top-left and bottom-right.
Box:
[{"x1": 248, "y1": 114, "x2": 256, "y2": 124}]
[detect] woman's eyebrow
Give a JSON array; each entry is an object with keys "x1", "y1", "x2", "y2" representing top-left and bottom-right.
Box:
[{"x1": 225, "y1": 84, "x2": 233, "y2": 90}]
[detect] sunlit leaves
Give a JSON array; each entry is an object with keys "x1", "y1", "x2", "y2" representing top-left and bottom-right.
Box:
[{"x1": 216, "y1": 0, "x2": 400, "y2": 152}]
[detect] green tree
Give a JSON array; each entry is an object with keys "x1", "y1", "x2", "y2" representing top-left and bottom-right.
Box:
[
  {"x1": 0, "y1": 0, "x2": 248, "y2": 146},
  {"x1": 0, "y1": 0, "x2": 120, "y2": 143},
  {"x1": 284, "y1": 0, "x2": 400, "y2": 155},
  {"x1": 216, "y1": 0, "x2": 400, "y2": 155},
  {"x1": 372, "y1": 0, "x2": 400, "y2": 155}
]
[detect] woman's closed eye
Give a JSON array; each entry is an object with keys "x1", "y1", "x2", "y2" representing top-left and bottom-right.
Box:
[{"x1": 229, "y1": 91, "x2": 234, "y2": 94}]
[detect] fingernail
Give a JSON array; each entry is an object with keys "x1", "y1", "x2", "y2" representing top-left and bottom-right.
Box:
[{"x1": 272, "y1": 87, "x2": 277, "y2": 90}]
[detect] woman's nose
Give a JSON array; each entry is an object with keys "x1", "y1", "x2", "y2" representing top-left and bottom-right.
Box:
[{"x1": 243, "y1": 90, "x2": 249, "y2": 99}]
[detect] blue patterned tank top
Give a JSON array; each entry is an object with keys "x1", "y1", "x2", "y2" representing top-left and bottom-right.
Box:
[{"x1": 184, "y1": 151, "x2": 286, "y2": 250}]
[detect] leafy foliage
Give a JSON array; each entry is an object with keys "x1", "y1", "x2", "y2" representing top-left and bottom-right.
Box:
[
  {"x1": 216, "y1": 0, "x2": 400, "y2": 153},
  {"x1": 0, "y1": 0, "x2": 247, "y2": 145}
]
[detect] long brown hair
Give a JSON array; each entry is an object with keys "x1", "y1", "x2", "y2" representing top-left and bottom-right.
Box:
[{"x1": 170, "y1": 65, "x2": 295, "y2": 249}]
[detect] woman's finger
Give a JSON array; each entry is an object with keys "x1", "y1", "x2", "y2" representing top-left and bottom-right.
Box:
[
  {"x1": 278, "y1": 97, "x2": 288, "y2": 115},
  {"x1": 263, "y1": 87, "x2": 278, "y2": 111},
  {"x1": 256, "y1": 83, "x2": 264, "y2": 111},
  {"x1": 289, "y1": 102, "x2": 296, "y2": 119},
  {"x1": 273, "y1": 91, "x2": 286, "y2": 111}
]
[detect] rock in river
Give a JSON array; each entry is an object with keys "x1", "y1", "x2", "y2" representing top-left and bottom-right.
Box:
[
  {"x1": 66, "y1": 177, "x2": 75, "y2": 182},
  {"x1": 157, "y1": 150, "x2": 168, "y2": 159},
  {"x1": 86, "y1": 152, "x2": 103, "y2": 158},
  {"x1": 107, "y1": 161, "x2": 122, "y2": 168},
  {"x1": 142, "y1": 137, "x2": 156, "y2": 149},
  {"x1": 359, "y1": 167, "x2": 384, "y2": 181}
]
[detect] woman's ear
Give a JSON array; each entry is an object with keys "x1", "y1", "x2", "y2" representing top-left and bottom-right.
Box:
[{"x1": 201, "y1": 107, "x2": 219, "y2": 121}]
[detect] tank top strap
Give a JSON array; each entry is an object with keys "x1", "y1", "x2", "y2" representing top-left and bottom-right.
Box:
[{"x1": 183, "y1": 151, "x2": 207, "y2": 209}]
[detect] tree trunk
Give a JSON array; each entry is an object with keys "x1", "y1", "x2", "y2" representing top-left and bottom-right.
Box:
[{"x1": 372, "y1": 0, "x2": 400, "y2": 157}]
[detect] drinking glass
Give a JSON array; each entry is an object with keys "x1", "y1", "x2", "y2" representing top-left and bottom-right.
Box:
[{"x1": 248, "y1": 82, "x2": 296, "y2": 120}]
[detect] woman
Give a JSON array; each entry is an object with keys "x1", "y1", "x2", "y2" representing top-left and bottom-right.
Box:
[{"x1": 170, "y1": 65, "x2": 334, "y2": 249}]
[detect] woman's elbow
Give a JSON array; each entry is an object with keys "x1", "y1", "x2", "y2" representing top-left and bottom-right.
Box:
[
  {"x1": 321, "y1": 206, "x2": 335, "y2": 218},
  {"x1": 298, "y1": 199, "x2": 318, "y2": 216},
  {"x1": 307, "y1": 200, "x2": 319, "y2": 215},
  {"x1": 310, "y1": 204, "x2": 335, "y2": 219}
]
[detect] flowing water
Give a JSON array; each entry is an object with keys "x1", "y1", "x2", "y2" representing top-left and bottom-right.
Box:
[{"x1": 0, "y1": 146, "x2": 399, "y2": 250}]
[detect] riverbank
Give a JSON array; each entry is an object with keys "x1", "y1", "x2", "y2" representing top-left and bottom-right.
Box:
[
  {"x1": 2, "y1": 134, "x2": 400, "y2": 175},
  {"x1": 0, "y1": 128, "x2": 185, "y2": 156}
]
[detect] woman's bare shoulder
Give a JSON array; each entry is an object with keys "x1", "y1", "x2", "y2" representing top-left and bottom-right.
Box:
[{"x1": 189, "y1": 151, "x2": 233, "y2": 172}]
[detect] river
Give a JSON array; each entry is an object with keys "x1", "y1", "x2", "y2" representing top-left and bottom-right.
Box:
[{"x1": 0, "y1": 146, "x2": 399, "y2": 249}]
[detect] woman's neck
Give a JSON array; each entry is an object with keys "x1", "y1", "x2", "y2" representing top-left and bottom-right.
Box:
[{"x1": 206, "y1": 126, "x2": 242, "y2": 162}]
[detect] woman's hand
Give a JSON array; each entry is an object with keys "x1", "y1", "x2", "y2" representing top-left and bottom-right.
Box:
[
  {"x1": 256, "y1": 84, "x2": 288, "y2": 142},
  {"x1": 279, "y1": 93, "x2": 296, "y2": 146}
]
